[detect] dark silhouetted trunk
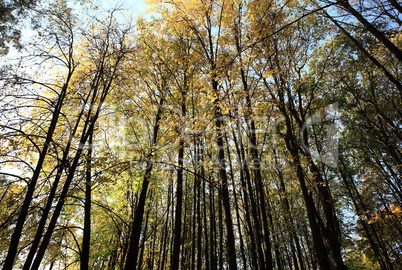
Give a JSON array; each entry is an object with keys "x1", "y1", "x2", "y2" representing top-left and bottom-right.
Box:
[
  {"x1": 81, "y1": 132, "x2": 93, "y2": 270},
  {"x1": 339, "y1": 0, "x2": 402, "y2": 63},
  {"x1": 124, "y1": 93, "x2": 165, "y2": 270},
  {"x1": 3, "y1": 70, "x2": 73, "y2": 270}
]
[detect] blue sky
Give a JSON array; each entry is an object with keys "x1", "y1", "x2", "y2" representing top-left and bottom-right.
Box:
[{"x1": 99, "y1": 0, "x2": 150, "y2": 16}]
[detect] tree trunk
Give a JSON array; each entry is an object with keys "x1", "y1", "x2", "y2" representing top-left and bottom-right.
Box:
[
  {"x1": 3, "y1": 72, "x2": 73, "y2": 270},
  {"x1": 23, "y1": 84, "x2": 91, "y2": 270},
  {"x1": 326, "y1": 13, "x2": 402, "y2": 93},
  {"x1": 170, "y1": 130, "x2": 184, "y2": 270},
  {"x1": 340, "y1": 161, "x2": 394, "y2": 270},
  {"x1": 81, "y1": 132, "x2": 93, "y2": 270},
  {"x1": 339, "y1": 0, "x2": 402, "y2": 63},
  {"x1": 124, "y1": 93, "x2": 165, "y2": 270},
  {"x1": 30, "y1": 121, "x2": 96, "y2": 269},
  {"x1": 281, "y1": 106, "x2": 332, "y2": 269},
  {"x1": 211, "y1": 76, "x2": 238, "y2": 270}
]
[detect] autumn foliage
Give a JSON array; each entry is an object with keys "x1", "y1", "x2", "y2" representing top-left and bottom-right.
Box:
[{"x1": 0, "y1": 0, "x2": 401, "y2": 269}]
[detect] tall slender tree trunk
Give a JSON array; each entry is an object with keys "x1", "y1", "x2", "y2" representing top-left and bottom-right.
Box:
[
  {"x1": 280, "y1": 106, "x2": 332, "y2": 269},
  {"x1": 211, "y1": 76, "x2": 238, "y2": 270},
  {"x1": 171, "y1": 122, "x2": 184, "y2": 270},
  {"x1": 226, "y1": 134, "x2": 247, "y2": 268},
  {"x1": 3, "y1": 72, "x2": 73, "y2": 270},
  {"x1": 275, "y1": 152, "x2": 305, "y2": 270},
  {"x1": 340, "y1": 161, "x2": 394, "y2": 270},
  {"x1": 200, "y1": 149, "x2": 211, "y2": 270},
  {"x1": 326, "y1": 13, "x2": 402, "y2": 92},
  {"x1": 124, "y1": 168, "x2": 150, "y2": 269},
  {"x1": 218, "y1": 192, "x2": 224, "y2": 270},
  {"x1": 248, "y1": 113, "x2": 273, "y2": 270},
  {"x1": 159, "y1": 183, "x2": 172, "y2": 270},
  {"x1": 81, "y1": 132, "x2": 93, "y2": 270},
  {"x1": 30, "y1": 121, "x2": 96, "y2": 269},
  {"x1": 209, "y1": 179, "x2": 218, "y2": 270},
  {"x1": 137, "y1": 207, "x2": 151, "y2": 270},
  {"x1": 297, "y1": 113, "x2": 346, "y2": 269},
  {"x1": 235, "y1": 23, "x2": 273, "y2": 263},
  {"x1": 196, "y1": 171, "x2": 203, "y2": 270},
  {"x1": 191, "y1": 171, "x2": 197, "y2": 270},
  {"x1": 30, "y1": 88, "x2": 108, "y2": 268},
  {"x1": 30, "y1": 52, "x2": 122, "y2": 267},
  {"x1": 23, "y1": 84, "x2": 91, "y2": 270},
  {"x1": 124, "y1": 93, "x2": 165, "y2": 270},
  {"x1": 232, "y1": 124, "x2": 259, "y2": 269}
]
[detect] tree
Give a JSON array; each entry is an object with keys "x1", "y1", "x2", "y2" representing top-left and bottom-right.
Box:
[
  {"x1": 2, "y1": 2, "x2": 77, "y2": 267},
  {"x1": 1, "y1": 2, "x2": 129, "y2": 268},
  {"x1": 1, "y1": 0, "x2": 401, "y2": 268},
  {"x1": 0, "y1": 0, "x2": 39, "y2": 54}
]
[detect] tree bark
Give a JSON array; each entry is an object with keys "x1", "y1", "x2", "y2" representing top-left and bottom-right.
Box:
[
  {"x1": 81, "y1": 132, "x2": 93, "y2": 270},
  {"x1": 170, "y1": 106, "x2": 185, "y2": 270}
]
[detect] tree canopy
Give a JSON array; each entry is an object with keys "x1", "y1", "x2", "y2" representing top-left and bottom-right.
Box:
[{"x1": 0, "y1": 0, "x2": 401, "y2": 269}]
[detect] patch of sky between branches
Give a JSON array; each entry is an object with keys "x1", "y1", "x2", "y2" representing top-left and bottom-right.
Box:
[{"x1": 98, "y1": 0, "x2": 151, "y2": 22}]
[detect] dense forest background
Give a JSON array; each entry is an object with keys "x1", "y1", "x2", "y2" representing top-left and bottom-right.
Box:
[{"x1": 0, "y1": 0, "x2": 401, "y2": 269}]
